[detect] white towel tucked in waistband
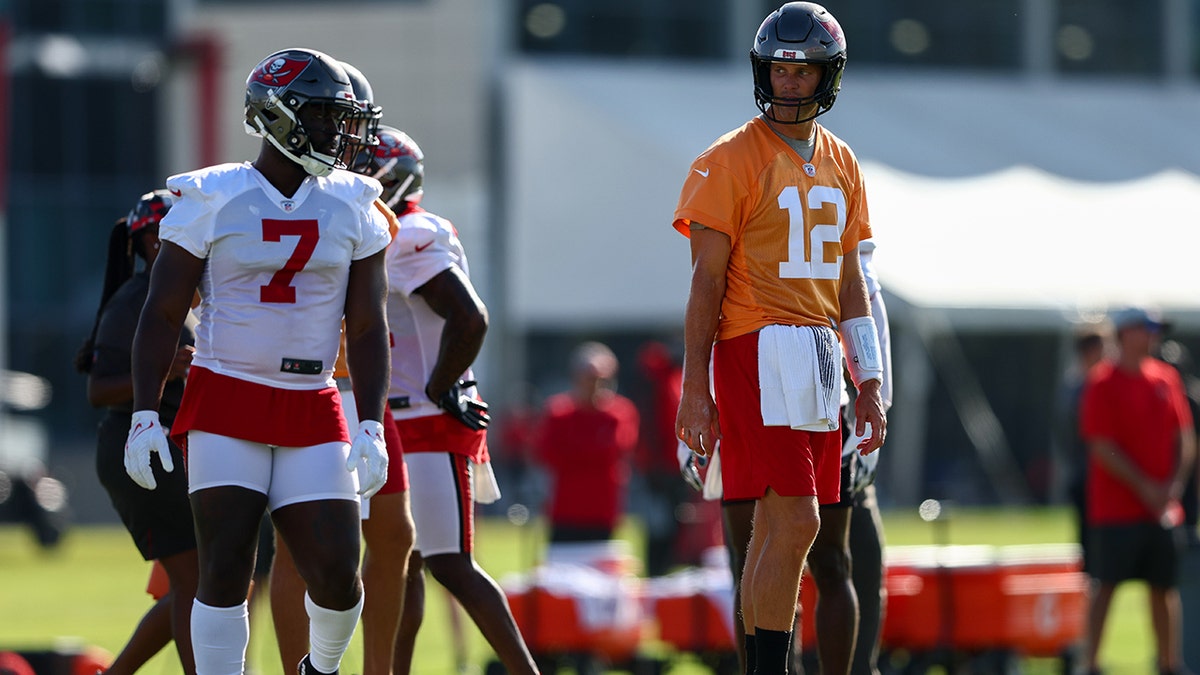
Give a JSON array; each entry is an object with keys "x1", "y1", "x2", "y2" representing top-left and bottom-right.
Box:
[{"x1": 758, "y1": 324, "x2": 843, "y2": 431}]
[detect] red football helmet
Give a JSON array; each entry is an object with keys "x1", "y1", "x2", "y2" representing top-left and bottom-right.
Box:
[
  {"x1": 126, "y1": 189, "x2": 175, "y2": 235},
  {"x1": 355, "y1": 124, "x2": 424, "y2": 209}
]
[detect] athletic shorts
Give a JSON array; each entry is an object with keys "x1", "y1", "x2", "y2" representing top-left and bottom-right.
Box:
[
  {"x1": 171, "y1": 366, "x2": 348, "y2": 452},
  {"x1": 96, "y1": 412, "x2": 196, "y2": 561},
  {"x1": 713, "y1": 330, "x2": 841, "y2": 504},
  {"x1": 393, "y1": 409, "x2": 487, "y2": 463},
  {"x1": 405, "y1": 452, "x2": 474, "y2": 556},
  {"x1": 185, "y1": 430, "x2": 358, "y2": 512},
  {"x1": 1088, "y1": 521, "x2": 1182, "y2": 587}
]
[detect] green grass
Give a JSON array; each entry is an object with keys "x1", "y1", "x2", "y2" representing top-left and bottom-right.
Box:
[{"x1": 0, "y1": 507, "x2": 1154, "y2": 674}]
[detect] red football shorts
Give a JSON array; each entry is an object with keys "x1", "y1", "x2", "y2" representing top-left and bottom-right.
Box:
[
  {"x1": 713, "y1": 330, "x2": 841, "y2": 504},
  {"x1": 377, "y1": 413, "x2": 409, "y2": 494},
  {"x1": 171, "y1": 366, "x2": 348, "y2": 453},
  {"x1": 393, "y1": 411, "x2": 488, "y2": 463}
]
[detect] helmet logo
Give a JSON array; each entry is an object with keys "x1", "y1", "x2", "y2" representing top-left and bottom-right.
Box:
[
  {"x1": 374, "y1": 135, "x2": 414, "y2": 160},
  {"x1": 252, "y1": 55, "x2": 311, "y2": 87},
  {"x1": 819, "y1": 19, "x2": 846, "y2": 49},
  {"x1": 782, "y1": 50, "x2": 798, "y2": 58}
]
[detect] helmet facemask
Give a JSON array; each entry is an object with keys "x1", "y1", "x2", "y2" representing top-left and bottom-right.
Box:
[
  {"x1": 750, "y1": 2, "x2": 847, "y2": 125},
  {"x1": 339, "y1": 61, "x2": 383, "y2": 170}
]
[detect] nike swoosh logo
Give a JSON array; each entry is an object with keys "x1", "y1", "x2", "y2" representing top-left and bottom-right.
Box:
[
  {"x1": 694, "y1": 168, "x2": 710, "y2": 178},
  {"x1": 168, "y1": 188, "x2": 181, "y2": 197},
  {"x1": 415, "y1": 242, "x2": 432, "y2": 252}
]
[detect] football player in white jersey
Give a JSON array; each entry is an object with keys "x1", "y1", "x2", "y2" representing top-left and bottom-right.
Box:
[
  {"x1": 354, "y1": 125, "x2": 538, "y2": 675},
  {"x1": 127, "y1": 48, "x2": 392, "y2": 675}
]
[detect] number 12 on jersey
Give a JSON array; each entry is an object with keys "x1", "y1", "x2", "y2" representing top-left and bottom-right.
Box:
[{"x1": 777, "y1": 185, "x2": 846, "y2": 281}]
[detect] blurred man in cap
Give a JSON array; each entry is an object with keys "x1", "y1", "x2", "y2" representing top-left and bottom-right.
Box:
[{"x1": 1078, "y1": 306, "x2": 1195, "y2": 675}]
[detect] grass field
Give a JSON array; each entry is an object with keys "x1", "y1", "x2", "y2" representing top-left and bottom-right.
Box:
[{"x1": 0, "y1": 507, "x2": 1158, "y2": 674}]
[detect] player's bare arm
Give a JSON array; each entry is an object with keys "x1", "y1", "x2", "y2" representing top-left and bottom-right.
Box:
[
  {"x1": 131, "y1": 241, "x2": 205, "y2": 412},
  {"x1": 838, "y1": 250, "x2": 887, "y2": 453},
  {"x1": 676, "y1": 223, "x2": 729, "y2": 458},
  {"x1": 344, "y1": 248, "x2": 391, "y2": 424},
  {"x1": 415, "y1": 265, "x2": 488, "y2": 399}
]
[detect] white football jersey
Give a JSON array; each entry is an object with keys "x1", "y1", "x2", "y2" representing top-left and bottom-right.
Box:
[
  {"x1": 161, "y1": 162, "x2": 391, "y2": 390},
  {"x1": 385, "y1": 208, "x2": 477, "y2": 419}
]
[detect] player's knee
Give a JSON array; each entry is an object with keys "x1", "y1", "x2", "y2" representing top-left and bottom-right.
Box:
[
  {"x1": 806, "y1": 543, "x2": 852, "y2": 586},
  {"x1": 425, "y1": 552, "x2": 478, "y2": 591},
  {"x1": 365, "y1": 516, "x2": 415, "y2": 556}
]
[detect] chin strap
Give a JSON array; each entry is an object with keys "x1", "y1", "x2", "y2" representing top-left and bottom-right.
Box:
[{"x1": 249, "y1": 100, "x2": 339, "y2": 177}]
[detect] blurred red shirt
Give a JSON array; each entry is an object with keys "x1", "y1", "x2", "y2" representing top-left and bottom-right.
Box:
[
  {"x1": 535, "y1": 390, "x2": 640, "y2": 531},
  {"x1": 1080, "y1": 358, "x2": 1192, "y2": 525}
]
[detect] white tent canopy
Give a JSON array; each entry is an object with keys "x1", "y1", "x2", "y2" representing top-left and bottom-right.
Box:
[{"x1": 867, "y1": 164, "x2": 1200, "y2": 329}]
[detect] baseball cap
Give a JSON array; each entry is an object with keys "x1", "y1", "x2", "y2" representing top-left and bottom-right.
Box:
[{"x1": 1111, "y1": 306, "x2": 1169, "y2": 332}]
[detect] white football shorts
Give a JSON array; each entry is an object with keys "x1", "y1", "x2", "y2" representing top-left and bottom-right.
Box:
[{"x1": 186, "y1": 430, "x2": 359, "y2": 512}]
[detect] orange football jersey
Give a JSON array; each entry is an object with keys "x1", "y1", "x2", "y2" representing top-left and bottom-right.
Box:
[{"x1": 673, "y1": 117, "x2": 872, "y2": 341}]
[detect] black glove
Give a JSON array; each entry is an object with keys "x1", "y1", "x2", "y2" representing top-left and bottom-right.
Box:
[{"x1": 429, "y1": 380, "x2": 491, "y2": 431}]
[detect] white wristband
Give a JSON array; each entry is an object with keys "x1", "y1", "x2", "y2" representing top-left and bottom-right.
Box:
[{"x1": 840, "y1": 315, "x2": 883, "y2": 388}]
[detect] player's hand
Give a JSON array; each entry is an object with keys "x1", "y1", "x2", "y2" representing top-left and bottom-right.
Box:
[
  {"x1": 429, "y1": 380, "x2": 490, "y2": 430},
  {"x1": 125, "y1": 410, "x2": 173, "y2": 490},
  {"x1": 853, "y1": 380, "x2": 887, "y2": 454},
  {"x1": 348, "y1": 420, "x2": 389, "y2": 499},
  {"x1": 167, "y1": 345, "x2": 195, "y2": 381},
  {"x1": 676, "y1": 387, "x2": 721, "y2": 458}
]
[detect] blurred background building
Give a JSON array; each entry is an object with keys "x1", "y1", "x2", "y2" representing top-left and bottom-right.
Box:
[{"x1": 3, "y1": 0, "x2": 1199, "y2": 522}]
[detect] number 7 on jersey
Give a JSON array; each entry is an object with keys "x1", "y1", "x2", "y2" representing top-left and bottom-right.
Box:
[{"x1": 260, "y1": 218, "x2": 319, "y2": 304}]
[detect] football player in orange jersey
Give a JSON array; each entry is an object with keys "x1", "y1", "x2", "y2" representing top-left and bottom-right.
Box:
[{"x1": 672, "y1": 4, "x2": 886, "y2": 675}]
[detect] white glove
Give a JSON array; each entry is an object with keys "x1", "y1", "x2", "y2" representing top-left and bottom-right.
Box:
[
  {"x1": 677, "y1": 439, "x2": 705, "y2": 492},
  {"x1": 125, "y1": 410, "x2": 174, "y2": 490},
  {"x1": 843, "y1": 423, "x2": 880, "y2": 493},
  {"x1": 348, "y1": 420, "x2": 389, "y2": 499}
]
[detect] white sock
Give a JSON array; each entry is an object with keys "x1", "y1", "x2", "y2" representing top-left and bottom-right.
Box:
[
  {"x1": 191, "y1": 599, "x2": 249, "y2": 675},
  {"x1": 305, "y1": 591, "x2": 364, "y2": 674}
]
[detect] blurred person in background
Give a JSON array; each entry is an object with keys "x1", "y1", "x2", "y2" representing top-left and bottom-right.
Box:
[
  {"x1": 637, "y1": 339, "x2": 722, "y2": 575},
  {"x1": 1157, "y1": 338, "x2": 1200, "y2": 546},
  {"x1": 535, "y1": 341, "x2": 640, "y2": 545},
  {"x1": 1079, "y1": 307, "x2": 1195, "y2": 675},
  {"x1": 77, "y1": 190, "x2": 199, "y2": 675},
  {"x1": 1056, "y1": 321, "x2": 1110, "y2": 574},
  {"x1": 128, "y1": 47, "x2": 392, "y2": 675}
]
